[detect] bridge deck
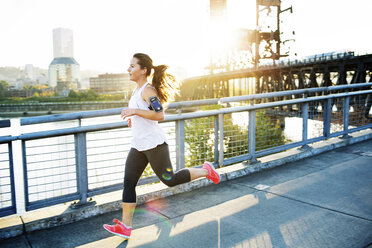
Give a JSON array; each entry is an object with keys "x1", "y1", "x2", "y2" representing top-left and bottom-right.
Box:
[{"x1": 1, "y1": 138, "x2": 372, "y2": 248}]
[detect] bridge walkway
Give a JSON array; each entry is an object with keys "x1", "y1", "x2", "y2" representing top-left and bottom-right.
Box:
[{"x1": 1, "y1": 139, "x2": 372, "y2": 248}]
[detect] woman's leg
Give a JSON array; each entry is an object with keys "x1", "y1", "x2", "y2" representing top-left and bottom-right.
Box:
[
  {"x1": 122, "y1": 148, "x2": 149, "y2": 227},
  {"x1": 145, "y1": 143, "x2": 208, "y2": 186},
  {"x1": 122, "y1": 202, "x2": 136, "y2": 227},
  {"x1": 188, "y1": 167, "x2": 208, "y2": 180}
]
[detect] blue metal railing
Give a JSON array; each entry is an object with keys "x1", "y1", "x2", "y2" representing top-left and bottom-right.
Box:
[
  {"x1": 0, "y1": 83, "x2": 371, "y2": 216},
  {"x1": 0, "y1": 120, "x2": 16, "y2": 217}
]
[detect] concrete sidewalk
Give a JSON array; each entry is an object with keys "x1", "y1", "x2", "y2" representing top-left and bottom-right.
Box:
[{"x1": 1, "y1": 139, "x2": 372, "y2": 248}]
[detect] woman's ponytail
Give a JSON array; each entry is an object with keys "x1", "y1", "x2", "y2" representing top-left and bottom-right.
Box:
[{"x1": 152, "y1": 65, "x2": 177, "y2": 103}]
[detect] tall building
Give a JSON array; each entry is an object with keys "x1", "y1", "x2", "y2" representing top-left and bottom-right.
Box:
[
  {"x1": 89, "y1": 73, "x2": 133, "y2": 96},
  {"x1": 53, "y1": 28, "x2": 74, "y2": 58},
  {"x1": 25, "y1": 64, "x2": 35, "y2": 80},
  {"x1": 48, "y1": 28, "x2": 80, "y2": 94},
  {"x1": 49, "y1": 57, "x2": 80, "y2": 91},
  {"x1": 210, "y1": 0, "x2": 227, "y2": 22}
]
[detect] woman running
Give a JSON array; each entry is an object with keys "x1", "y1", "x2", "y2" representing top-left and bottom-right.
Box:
[{"x1": 103, "y1": 53, "x2": 220, "y2": 239}]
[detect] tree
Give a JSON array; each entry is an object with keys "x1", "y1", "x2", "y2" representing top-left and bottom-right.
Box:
[
  {"x1": 68, "y1": 89, "x2": 98, "y2": 101},
  {"x1": 0, "y1": 80, "x2": 9, "y2": 98},
  {"x1": 68, "y1": 90, "x2": 78, "y2": 98},
  {"x1": 185, "y1": 116, "x2": 215, "y2": 167},
  {"x1": 85, "y1": 89, "x2": 98, "y2": 100}
]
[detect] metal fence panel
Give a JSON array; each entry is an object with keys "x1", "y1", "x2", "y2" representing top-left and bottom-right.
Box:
[
  {"x1": 223, "y1": 112, "x2": 249, "y2": 159},
  {"x1": 160, "y1": 122, "x2": 177, "y2": 169},
  {"x1": 184, "y1": 116, "x2": 215, "y2": 168},
  {"x1": 330, "y1": 99, "x2": 345, "y2": 135},
  {"x1": 255, "y1": 108, "x2": 289, "y2": 151},
  {"x1": 87, "y1": 128, "x2": 130, "y2": 191},
  {"x1": 349, "y1": 94, "x2": 372, "y2": 131},
  {"x1": 23, "y1": 135, "x2": 78, "y2": 210},
  {"x1": 0, "y1": 143, "x2": 16, "y2": 217},
  {"x1": 308, "y1": 100, "x2": 326, "y2": 140}
]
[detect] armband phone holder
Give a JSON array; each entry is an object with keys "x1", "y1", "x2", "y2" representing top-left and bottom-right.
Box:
[{"x1": 149, "y1": 96, "x2": 163, "y2": 112}]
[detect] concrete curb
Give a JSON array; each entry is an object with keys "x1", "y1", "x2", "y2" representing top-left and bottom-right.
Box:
[{"x1": 1, "y1": 129, "x2": 371, "y2": 240}]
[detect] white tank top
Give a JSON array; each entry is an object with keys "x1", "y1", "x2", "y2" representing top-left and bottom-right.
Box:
[{"x1": 128, "y1": 82, "x2": 168, "y2": 151}]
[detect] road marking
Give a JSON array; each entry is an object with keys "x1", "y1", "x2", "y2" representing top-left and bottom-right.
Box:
[
  {"x1": 360, "y1": 152, "x2": 372, "y2": 157},
  {"x1": 254, "y1": 184, "x2": 270, "y2": 190}
]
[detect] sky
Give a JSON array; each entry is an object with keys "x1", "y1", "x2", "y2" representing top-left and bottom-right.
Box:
[{"x1": 0, "y1": 0, "x2": 371, "y2": 78}]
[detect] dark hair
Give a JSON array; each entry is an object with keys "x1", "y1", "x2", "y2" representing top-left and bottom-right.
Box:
[{"x1": 133, "y1": 53, "x2": 178, "y2": 103}]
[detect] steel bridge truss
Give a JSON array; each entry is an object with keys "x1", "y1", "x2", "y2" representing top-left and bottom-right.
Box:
[{"x1": 180, "y1": 54, "x2": 372, "y2": 116}]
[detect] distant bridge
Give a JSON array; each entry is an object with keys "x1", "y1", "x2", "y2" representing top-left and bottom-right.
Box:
[
  {"x1": 179, "y1": 52, "x2": 372, "y2": 122},
  {"x1": 180, "y1": 52, "x2": 372, "y2": 100}
]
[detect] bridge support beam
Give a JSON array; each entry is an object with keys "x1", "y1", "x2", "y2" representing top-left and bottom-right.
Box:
[{"x1": 322, "y1": 66, "x2": 331, "y2": 87}]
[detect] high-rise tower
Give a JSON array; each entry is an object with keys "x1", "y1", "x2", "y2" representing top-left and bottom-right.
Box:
[
  {"x1": 53, "y1": 28, "x2": 74, "y2": 58},
  {"x1": 48, "y1": 28, "x2": 80, "y2": 94}
]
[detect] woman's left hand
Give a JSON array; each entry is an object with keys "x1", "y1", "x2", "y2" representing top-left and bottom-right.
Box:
[{"x1": 121, "y1": 108, "x2": 137, "y2": 119}]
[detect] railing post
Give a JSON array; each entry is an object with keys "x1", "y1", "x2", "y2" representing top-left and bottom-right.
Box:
[
  {"x1": 7, "y1": 142, "x2": 17, "y2": 216},
  {"x1": 341, "y1": 94, "x2": 351, "y2": 139},
  {"x1": 214, "y1": 115, "x2": 219, "y2": 167},
  {"x1": 72, "y1": 132, "x2": 95, "y2": 208},
  {"x1": 300, "y1": 93, "x2": 310, "y2": 150},
  {"x1": 248, "y1": 110, "x2": 257, "y2": 163},
  {"x1": 218, "y1": 113, "x2": 224, "y2": 167},
  {"x1": 323, "y1": 97, "x2": 332, "y2": 139},
  {"x1": 22, "y1": 141, "x2": 30, "y2": 211},
  {"x1": 176, "y1": 119, "x2": 185, "y2": 170},
  {"x1": 10, "y1": 119, "x2": 26, "y2": 214}
]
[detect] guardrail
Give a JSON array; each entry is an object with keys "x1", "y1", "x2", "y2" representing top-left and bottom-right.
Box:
[
  {"x1": 0, "y1": 119, "x2": 16, "y2": 217},
  {"x1": 0, "y1": 83, "x2": 371, "y2": 216},
  {"x1": 276, "y1": 50, "x2": 355, "y2": 67}
]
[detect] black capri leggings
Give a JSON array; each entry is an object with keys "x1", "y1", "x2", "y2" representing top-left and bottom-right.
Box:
[{"x1": 123, "y1": 142, "x2": 191, "y2": 203}]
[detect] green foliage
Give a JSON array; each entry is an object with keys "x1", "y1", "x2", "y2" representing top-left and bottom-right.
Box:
[
  {"x1": 6, "y1": 97, "x2": 23, "y2": 102},
  {"x1": 183, "y1": 107, "x2": 288, "y2": 166},
  {"x1": 97, "y1": 93, "x2": 124, "y2": 101},
  {"x1": 68, "y1": 89, "x2": 98, "y2": 101},
  {"x1": 201, "y1": 104, "x2": 223, "y2": 111},
  {"x1": 68, "y1": 90, "x2": 78, "y2": 98},
  {"x1": 0, "y1": 80, "x2": 9, "y2": 98},
  {"x1": 255, "y1": 111, "x2": 287, "y2": 151},
  {"x1": 184, "y1": 116, "x2": 215, "y2": 167}
]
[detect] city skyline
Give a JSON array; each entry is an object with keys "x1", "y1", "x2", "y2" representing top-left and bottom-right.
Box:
[{"x1": 0, "y1": 0, "x2": 371, "y2": 77}]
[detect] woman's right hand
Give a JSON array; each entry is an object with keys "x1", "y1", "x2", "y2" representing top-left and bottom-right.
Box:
[{"x1": 127, "y1": 118, "x2": 132, "y2": 128}]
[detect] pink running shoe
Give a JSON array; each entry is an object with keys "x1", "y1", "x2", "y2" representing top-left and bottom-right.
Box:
[
  {"x1": 203, "y1": 161, "x2": 221, "y2": 184},
  {"x1": 103, "y1": 219, "x2": 132, "y2": 239}
]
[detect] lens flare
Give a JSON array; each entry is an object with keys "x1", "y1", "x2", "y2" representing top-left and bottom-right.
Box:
[
  {"x1": 134, "y1": 209, "x2": 173, "y2": 229},
  {"x1": 162, "y1": 172, "x2": 172, "y2": 181}
]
